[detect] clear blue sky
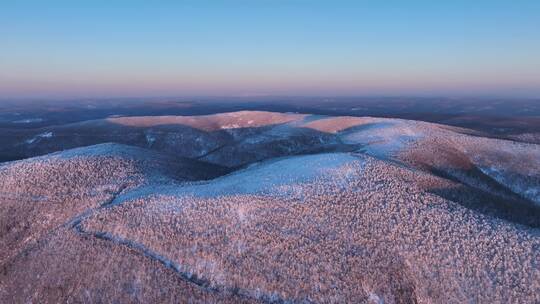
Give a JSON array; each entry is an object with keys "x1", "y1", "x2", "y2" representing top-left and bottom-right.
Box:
[{"x1": 1, "y1": 0, "x2": 539, "y2": 98}]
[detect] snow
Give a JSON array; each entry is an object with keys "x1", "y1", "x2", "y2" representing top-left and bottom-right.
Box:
[
  {"x1": 477, "y1": 165, "x2": 540, "y2": 205},
  {"x1": 25, "y1": 131, "x2": 54, "y2": 144},
  {"x1": 220, "y1": 124, "x2": 240, "y2": 129},
  {"x1": 145, "y1": 133, "x2": 156, "y2": 147},
  {"x1": 41, "y1": 131, "x2": 53, "y2": 138},
  {"x1": 53, "y1": 143, "x2": 153, "y2": 159},
  {"x1": 112, "y1": 153, "x2": 363, "y2": 204},
  {"x1": 342, "y1": 120, "x2": 425, "y2": 158},
  {"x1": 3, "y1": 111, "x2": 540, "y2": 303},
  {"x1": 368, "y1": 292, "x2": 384, "y2": 304},
  {"x1": 199, "y1": 153, "x2": 360, "y2": 196},
  {"x1": 13, "y1": 118, "x2": 44, "y2": 123}
]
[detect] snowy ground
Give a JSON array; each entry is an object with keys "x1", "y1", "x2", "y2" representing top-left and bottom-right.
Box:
[{"x1": 1, "y1": 111, "x2": 539, "y2": 303}]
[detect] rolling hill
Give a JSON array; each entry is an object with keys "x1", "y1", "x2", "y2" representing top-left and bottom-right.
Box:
[{"x1": 1, "y1": 111, "x2": 539, "y2": 303}]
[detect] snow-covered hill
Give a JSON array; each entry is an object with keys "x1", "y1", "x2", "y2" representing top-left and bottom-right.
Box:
[{"x1": 1, "y1": 112, "x2": 539, "y2": 303}]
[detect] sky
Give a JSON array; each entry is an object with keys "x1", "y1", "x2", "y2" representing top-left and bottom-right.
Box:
[{"x1": 1, "y1": 0, "x2": 539, "y2": 99}]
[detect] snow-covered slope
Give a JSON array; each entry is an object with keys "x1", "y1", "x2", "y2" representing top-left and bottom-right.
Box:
[
  {"x1": 0, "y1": 143, "x2": 226, "y2": 266},
  {"x1": 1, "y1": 111, "x2": 539, "y2": 303}
]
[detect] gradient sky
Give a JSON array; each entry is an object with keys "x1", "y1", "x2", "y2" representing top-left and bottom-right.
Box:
[{"x1": 1, "y1": 0, "x2": 539, "y2": 98}]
